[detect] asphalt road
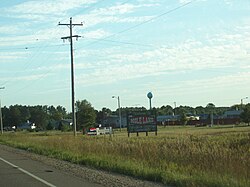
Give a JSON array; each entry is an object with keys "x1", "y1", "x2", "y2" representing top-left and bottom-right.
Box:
[{"x1": 0, "y1": 147, "x2": 103, "y2": 187}]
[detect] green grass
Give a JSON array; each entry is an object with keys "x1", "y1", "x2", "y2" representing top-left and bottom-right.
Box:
[{"x1": 0, "y1": 125, "x2": 249, "y2": 187}]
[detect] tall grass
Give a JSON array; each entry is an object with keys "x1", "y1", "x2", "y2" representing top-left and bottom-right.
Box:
[{"x1": 0, "y1": 126, "x2": 249, "y2": 187}]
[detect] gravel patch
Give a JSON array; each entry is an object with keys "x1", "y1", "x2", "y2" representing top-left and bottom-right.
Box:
[{"x1": 0, "y1": 144, "x2": 166, "y2": 187}]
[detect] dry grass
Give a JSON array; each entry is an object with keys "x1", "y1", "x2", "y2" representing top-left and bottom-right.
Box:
[{"x1": 0, "y1": 125, "x2": 249, "y2": 187}]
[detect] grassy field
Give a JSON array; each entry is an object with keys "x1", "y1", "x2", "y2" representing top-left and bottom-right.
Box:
[{"x1": 0, "y1": 125, "x2": 249, "y2": 187}]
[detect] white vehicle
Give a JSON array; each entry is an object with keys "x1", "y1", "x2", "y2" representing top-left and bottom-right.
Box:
[{"x1": 87, "y1": 127, "x2": 112, "y2": 135}]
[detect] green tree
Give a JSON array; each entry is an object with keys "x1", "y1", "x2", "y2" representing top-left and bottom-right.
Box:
[
  {"x1": 46, "y1": 121, "x2": 54, "y2": 130},
  {"x1": 9, "y1": 105, "x2": 22, "y2": 127},
  {"x1": 158, "y1": 105, "x2": 173, "y2": 115},
  {"x1": 240, "y1": 103, "x2": 250, "y2": 125},
  {"x1": 175, "y1": 105, "x2": 195, "y2": 116},
  {"x1": 96, "y1": 107, "x2": 112, "y2": 124},
  {"x1": 56, "y1": 105, "x2": 67, "y2": 118},
  {"x1": 206, "y1": 103, "x2": 215, "y2": 126},
  {"x1": 180, "y1": 112, "x2": 188, "y2": 125},
  {"x1": 46, "y1": 105, "x2": 67, "y2": 121},
  {"x1": 76, "y1": 100, "x2": 96, "y2": 130},
  {"x1": 195, "y1": 106, "x2": 205, "y2": 114},
  {"x1": 29, "y1": 106, "x2": 49, "y2": 129}
]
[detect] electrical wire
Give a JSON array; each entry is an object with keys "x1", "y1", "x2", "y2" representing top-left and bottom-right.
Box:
[
  {"x1": 6, "y1": 45, "x2": 66, "y2": 96},
  {"x1": 77, "y1": 0, "x2": 195, "y2": 49},
  {"x1": 0, "y1": 44, "x2": 68, "y2": 51},
  {"x1": 1, "y1": 0, "x2": 195, "y2": 96}
]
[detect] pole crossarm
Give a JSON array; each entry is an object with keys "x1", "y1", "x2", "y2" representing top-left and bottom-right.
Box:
[
  {"x1": 58, "y1": 17, "x2": 83, "y2": 137},
  {"x1": 58, "y1": 23, "x2": 83, "y2": 26},
  {"x1": 61, "y1": 35, "x2": 81, "y2": 40}
]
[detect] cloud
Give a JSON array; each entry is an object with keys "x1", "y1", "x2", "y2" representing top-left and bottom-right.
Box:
[
  {"x1": 0, "y1": 51, "x2": 28, "y2": 62},
  {"x1": 6, "y1": 0, "x2": 97, "y2": 16},
  {"x1": 0, "y1": 26, "x2": 22, "y2": 35},
  {"x1": 84, "y1": 29, "x2": 110, "y2": 39},
  {"x1": 73, "y1": 24, "x2": 250, "y2": 87},
  {"x1": 0, "y1": 74, "x2": 51, "y2": 83},
  {"x1": 0, "y1": 1, "x2": 159, "y2": 50},
  {"x1": 91, "y1": 3, "x2": 137, "y2": 16}
]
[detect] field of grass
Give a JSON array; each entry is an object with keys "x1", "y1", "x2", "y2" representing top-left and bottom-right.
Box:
[{"x1": 0, "y1": 125, "x2": 249, "y2": 187}]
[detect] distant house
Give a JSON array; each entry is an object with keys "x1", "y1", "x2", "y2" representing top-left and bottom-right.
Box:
[
  {"x1": 223, "y1": 110, "x2": 243, "y2": 119},
  {"x1": 48, "y1": 119, "x2": 72, "y2": 130},
  {"x1": 157, "y1": 115, "x2": 180, "y2": 125},
  {"x1": 156, "y1": 110, "x2": 243, "y2": 126},
  {"x1": 60, "y1": 119, "x2": 72, "y2": 126},
  {"x1": 17, "y1": 121, "x2": 36, "y2": 130}
]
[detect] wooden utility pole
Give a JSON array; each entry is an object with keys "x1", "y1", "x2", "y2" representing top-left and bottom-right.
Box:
[
  {"x1": 59, "y1": 18, "x2": 83, "y2": 136},
  {"x1": 0, "y1": 87, "x2": 5, "y2": 135}
]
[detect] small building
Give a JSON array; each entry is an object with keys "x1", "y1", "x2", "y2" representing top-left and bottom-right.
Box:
[
  {"x1": 223, "y1": 110, "x2": 242, "y2": 119},
  {"x1": 157, "y1": 115, "x2": 180, "y2": 125},
  {"x1": 17, "y1": 121, "x2": 36, "y2": 130}
]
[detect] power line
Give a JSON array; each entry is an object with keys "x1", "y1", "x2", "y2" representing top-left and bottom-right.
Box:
[
  {"x1": 84, "y1": 37, "x2": 155, "y2": 48},
  {"x1": 0, "y1": 43, "x2": 69, "y2": 87},
  {"x1": 67, "y1": 0, "x2": 131, "y2": 20},
  {"x1": 1, "y1": 44, "x2": 64, "y2": 89},
  {"x1": 78, "y1": 0, "x2": 195, "y2": 49},
  {"x1": 0, "y1": 44, "x2": 68, "y2": 51},
  {"x1": 111, "y1": 1, "x2": 194, "y2": 37}
]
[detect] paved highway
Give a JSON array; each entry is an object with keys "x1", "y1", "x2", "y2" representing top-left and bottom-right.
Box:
[{"x1": 0, "y1": 147, "x2": 103, "y2": 187}]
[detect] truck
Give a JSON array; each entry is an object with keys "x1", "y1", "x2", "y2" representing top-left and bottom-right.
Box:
[{"x1": 87, "y1": 127, "x2": 112, "y2": 136}]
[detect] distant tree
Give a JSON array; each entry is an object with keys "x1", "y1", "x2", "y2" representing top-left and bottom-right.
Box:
[
  {"x1": 179, "y1": 112, "x2": 188, "y2": 125},
  {"x1": 122, "y1": 107, "x2": 147, "y2": 115},
  {"x1": 158, "y1": 105, "x2": 173, "y2": 115},
  {"x1": 206, "y1": 103, "x2": 215, "y2": 126},
  {"x1": 56, "y1": 105, "x2": 67, "y2": 118},
  {"x1": 195, "y1": 106, "x2": 205, "y2": 114},
  {"x1": 19, "y1": 105, "x2": 31, "y2": 122},
  {"x1": 29, "y1": 106, "x2": 49, "y2": 129},
  {"x1": 76, "y1": 100, "x2": 96, "y2": 130},
  {"x1": 230, "y1": 104, "x2": 241, "y2": 111},
  {"x1": 2, "y1": 105, "x2": 30, "y2": 127},
  {"x1": 95, "y1": 107, "x2": 112, "y2": 124},
  {"x1": 9, "y1": 106, "x2": 22, "y2": 126},
  {"x1": 46, "y1": 105, "x2": 67, "y2": 121},
  {"x1": 240, "y1": 103, "x2": 250, "y2": 126},
  {"x1": 2, "y1": 106, "x2": 11, "y2": 127},
  {"x1": 175, "y1": 105, "x2": 195, "y2": 116},
  {"x1": 47, "y1": 105, "x2": 56, "y2": 115},
  {"x1": 214, "y1": 107, "x2": 229, "y2": 116},
  {"x1": 61, "y1": 124, "x2": 71, "y2": 132},
  {"x1": 58, "y1": 121, "x2": 63, "y2": 131},
  {"x1": 46, "y1": 121, "x2": 54, "y2": 130}
]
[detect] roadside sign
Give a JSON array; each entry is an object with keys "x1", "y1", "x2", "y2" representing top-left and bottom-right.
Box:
[{"x1": 127, "y1": 115, "x2": 157, "y2": 137}]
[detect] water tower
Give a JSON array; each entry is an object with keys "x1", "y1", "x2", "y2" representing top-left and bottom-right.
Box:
[{"x1": 147, "y1": 92, "x2": 153, "y2": 110}]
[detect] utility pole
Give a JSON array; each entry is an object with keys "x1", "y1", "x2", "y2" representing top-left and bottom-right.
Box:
[
  {"x1": 174, "y1": 102, "x2": 176, "y2": 115},
  {"x1": 0, "y1": 99, "x2": 3, "y2": 135},
  {"x1": 112, "y1": 96, "x2": 122, "y2": 131},
  {"x1": 241, "y1": 97, "x2": 248, "y2": 109},
  {"x1": 0, "y1": 87, "x2": 5, "y2": 135},
  {"x1": 59, "y1": 17, "x2": 83, "y2": 137}
]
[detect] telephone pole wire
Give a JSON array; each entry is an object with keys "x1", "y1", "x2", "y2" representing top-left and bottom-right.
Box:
[{"x1": 59, "y1": 17, "x2": 83, "y2": 136}]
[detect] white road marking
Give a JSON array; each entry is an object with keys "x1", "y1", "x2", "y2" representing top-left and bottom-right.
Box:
[{"x1": 0, "y1": 157, "x2": 56, "y2": 187}]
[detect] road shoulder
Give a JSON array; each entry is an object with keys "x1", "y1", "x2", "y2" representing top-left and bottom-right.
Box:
[{"x1": 0, "y1": 144, "x2": 165, "y2": 187}]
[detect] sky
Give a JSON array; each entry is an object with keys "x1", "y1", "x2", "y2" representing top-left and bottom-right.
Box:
[{"x1": 0, "y1": 0, "x2": 250, "y2": 112}]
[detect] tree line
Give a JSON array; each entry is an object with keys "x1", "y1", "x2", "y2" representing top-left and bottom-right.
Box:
[{"x1": 2, "y1": 100, "x2": 250, "y2": 130}]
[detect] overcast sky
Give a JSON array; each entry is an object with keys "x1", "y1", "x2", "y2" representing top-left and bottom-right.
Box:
[{"x1": 0, "y1": 0, "x2": 250, "y2": 111}]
